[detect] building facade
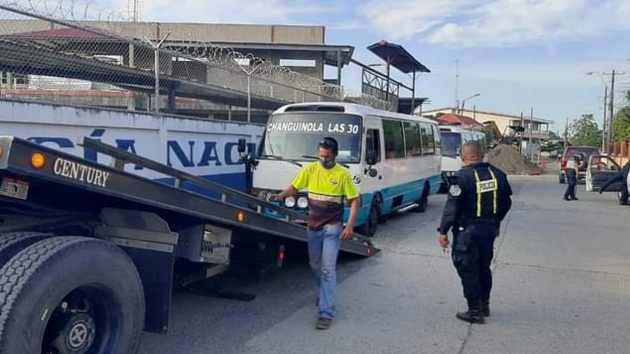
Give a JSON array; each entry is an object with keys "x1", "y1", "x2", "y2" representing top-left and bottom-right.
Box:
[
  {"x1": 423, "y1": 107, "x2": 554, "y2": 158},
  {"x1": 423, "y1": 107, "x2": 553, "y2": 139}
]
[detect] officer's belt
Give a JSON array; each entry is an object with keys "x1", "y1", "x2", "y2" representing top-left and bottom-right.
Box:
[{"x1": 461, "y1": 217, "x2": 497, "y2": 226}]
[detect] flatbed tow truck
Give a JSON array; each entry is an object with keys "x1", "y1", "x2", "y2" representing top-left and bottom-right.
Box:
[{"x1": 0, "y1": 136, "x2": 378, "y2": 354}]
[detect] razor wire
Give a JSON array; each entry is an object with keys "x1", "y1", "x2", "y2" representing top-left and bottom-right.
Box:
[{"x1": 0, "y1": 0, "x2": 393, "y2": 112}]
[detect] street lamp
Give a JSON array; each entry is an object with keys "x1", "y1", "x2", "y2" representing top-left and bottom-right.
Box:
[
  {"x1": 586, "y1": 71, "x2": 607, "y2": 86},
  {"x1": 460, "y1": 93, "x2": 480, "y2": 114}
]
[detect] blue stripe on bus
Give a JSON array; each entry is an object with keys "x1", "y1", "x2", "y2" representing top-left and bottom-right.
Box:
[{"x1": 346, "y1": 174, "x2": 442, "y2": 225}]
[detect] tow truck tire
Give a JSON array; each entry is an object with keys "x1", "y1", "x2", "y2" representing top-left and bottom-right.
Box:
[
  {"x1": 0, "y1": 236, "x2": 145, "y2": 354},
  {"x1": 0, "y1": 231, "x2": 52, "y2": 267}
]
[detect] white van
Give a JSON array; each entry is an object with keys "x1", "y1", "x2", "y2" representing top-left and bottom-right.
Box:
[
  {"x1": 251, "y1": 102, "x2": 442, "y2": 236},
  {"x1": 439, "y1": 125, "x2": 487, "y2": 190}
]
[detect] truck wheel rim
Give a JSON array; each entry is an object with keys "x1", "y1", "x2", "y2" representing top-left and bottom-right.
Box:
[{"x1": 43, "y1": 286, "x2": 118, "y2": 354}]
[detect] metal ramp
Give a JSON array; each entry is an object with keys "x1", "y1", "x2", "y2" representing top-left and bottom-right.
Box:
[{"x1": 80, "y1": 138, "x2": 379, "y2": 256}]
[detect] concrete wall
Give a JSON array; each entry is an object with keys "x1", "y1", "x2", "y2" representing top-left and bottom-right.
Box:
[
  {"x1": 0, "y1": 20, "x2": 325, "y2": 45},
  {"x1": 96, "y1": 22, "x2": 325, "y2": 44}
]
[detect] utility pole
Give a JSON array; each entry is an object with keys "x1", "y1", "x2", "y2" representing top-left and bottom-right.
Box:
[
  {"x1": 603, "y1": 86, "x2": 608, "y2": 152},
  {"x1": 609, "y1": 70, "x2": 616, "y2": 143},
  {"x1": 519, "y1": 111, "x2": 524, "y2": 153},
  {"x1": 563, "y1": 117, "x2": 569, "y2": 147},
  {"x1": 529, "y1": 107, "x2": 534, "y2": 157},
  {"x1": 454, "y1": 59, "x2": 459, "y2": 113},
  {"x1": 603, "y1": 69, "x2": 626, "y2": 143}
]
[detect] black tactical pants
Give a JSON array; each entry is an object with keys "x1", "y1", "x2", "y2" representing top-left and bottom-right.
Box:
[
  {"x1": 451, "y1": 223, "x2": 498, "y2": 308},
  {"x1": 620, "y1": 182, "x2": 628, "y2": 205}
]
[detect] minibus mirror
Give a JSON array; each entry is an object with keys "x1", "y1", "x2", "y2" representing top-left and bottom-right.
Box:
[{"x1": 237, "y1": 138, "x2": 247, "y2": 153}]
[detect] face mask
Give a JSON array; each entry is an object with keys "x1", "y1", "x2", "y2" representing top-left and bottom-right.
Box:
[{"x1": 320, "y1": 158, "x2": 335, "y2": 168}]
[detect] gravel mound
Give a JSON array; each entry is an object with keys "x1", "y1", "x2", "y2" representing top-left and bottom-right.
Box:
[{"x1": 486, "y1": 144, "x2": 541, "y2": 175}]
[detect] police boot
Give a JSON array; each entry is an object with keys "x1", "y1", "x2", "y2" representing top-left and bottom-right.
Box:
[
  {"x1": 456, "y1": 300, "x2": 485, "y2": 324},
  {"x1": 482, "y1": 301, "x2": 490, "y2": 317}
]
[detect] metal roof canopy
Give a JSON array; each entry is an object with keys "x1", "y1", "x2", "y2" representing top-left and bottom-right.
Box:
[
  {"x1": 367, "y1": 40, "x2": 430, "y2": 74},
  {"x1": 365, "y1": 40, "x2": 430, "y2": 114}
]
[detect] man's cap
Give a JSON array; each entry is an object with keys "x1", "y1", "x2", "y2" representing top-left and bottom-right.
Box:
[{"x1": 318, "y1": 137, "x2": 339, "y2": 154}]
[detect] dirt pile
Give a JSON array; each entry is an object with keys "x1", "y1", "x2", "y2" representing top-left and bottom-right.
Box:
[{"x1": 486, "y1": 144, "x2": 541, "y2": 175}]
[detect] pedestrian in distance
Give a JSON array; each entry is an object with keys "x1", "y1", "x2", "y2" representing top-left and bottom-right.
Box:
[
  {"x1": 437, "y1": 141, "x2": 513, "y2": 324},
  {"x1": 267, "y1": 137, "x2": 360, "y2": 330},
  {"x1": 564, "y1": 155, "x2": 580, "y2": 201},
  {"x1": 598, "y1": 161, "x2": 630, "y2": 205}
]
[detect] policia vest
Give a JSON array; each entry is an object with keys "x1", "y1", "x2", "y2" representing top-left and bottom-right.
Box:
[{"x1": 438, "y1": 162, "x2": 512, "y2": 235}]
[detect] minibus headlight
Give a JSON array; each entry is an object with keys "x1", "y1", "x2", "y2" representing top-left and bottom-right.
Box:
[
  {"x1": 284, "y1": 196, "x2": 296, "y2": 208},
  {"x1": 297, "y1": 196, "x2": 308, "y2": 208}
]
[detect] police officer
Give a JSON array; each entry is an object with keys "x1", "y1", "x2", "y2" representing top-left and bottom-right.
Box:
[{"x1": 437, "y1": 141, "x2": 512, "y2": 324}]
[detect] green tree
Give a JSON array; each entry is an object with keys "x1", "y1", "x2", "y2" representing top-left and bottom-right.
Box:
[
  {"x1": 612, "y1": 91, "x2": 630, "y2": 141},
  {"x1": 569, "y1": 114, "x2": 601, "y2": 147}
]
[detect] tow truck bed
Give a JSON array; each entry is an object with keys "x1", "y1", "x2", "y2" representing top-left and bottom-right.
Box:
[{"x1": 0, "y1": 136, "x2": 378, "y2": 256}]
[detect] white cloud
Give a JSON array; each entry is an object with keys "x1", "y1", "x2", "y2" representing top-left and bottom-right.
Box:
[
  {"x1": 361, "y1": 0, "x2": 473, "y2": 39},
  {"x1": 429, "y1": 58, "x2": 630, "y2": 88},
  {"x1": 327, "y1": 20, "x2": 365, "y2": 31},
  {"x1": 361, "y1": 0, "x2": 630, "y2": 47}
]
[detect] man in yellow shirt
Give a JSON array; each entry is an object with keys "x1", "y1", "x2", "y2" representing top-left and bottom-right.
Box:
[{"x1": 268, "y1": 137, "x2": 360, "y2": 330}]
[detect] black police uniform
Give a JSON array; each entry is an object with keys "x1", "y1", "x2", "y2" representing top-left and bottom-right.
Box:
[
  {"x1": 599, "y1": 162, "x2": 630, "y2": 205},
  {"x1": 438, "y1": 162, "x2": 512, "y2": 323}
]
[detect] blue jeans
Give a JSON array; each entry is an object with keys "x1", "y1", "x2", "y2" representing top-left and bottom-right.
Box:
[{"x1": 307, "y1": 223, "x2": 342, "y2": 319}]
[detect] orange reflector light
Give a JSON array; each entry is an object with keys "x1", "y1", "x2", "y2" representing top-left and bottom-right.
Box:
[
  {"x1": 0, "y1": 146, "x2": 3, "y2": 158},
  {"x1": 237, "y1": 212, "x2": 244, "y2": 222},
  {"x1": 31, "y1": 152, "x2": 45, "y2": 169}
]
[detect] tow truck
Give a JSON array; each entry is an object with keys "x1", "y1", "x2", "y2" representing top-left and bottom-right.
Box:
[{"x1": 0, "y1": 136, "x2": 377, "y2": 354}]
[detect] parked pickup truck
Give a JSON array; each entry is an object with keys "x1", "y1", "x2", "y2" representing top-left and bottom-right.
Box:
[{"x1": 558, "y1": 146, "x2": 600, "y2": 184}]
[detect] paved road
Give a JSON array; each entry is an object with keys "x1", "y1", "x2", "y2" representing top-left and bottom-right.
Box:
[{"x1": 139, "y1": 175, "x2": 630, "y2": 354}]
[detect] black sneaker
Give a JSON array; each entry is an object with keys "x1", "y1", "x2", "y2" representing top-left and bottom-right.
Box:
[
  {"x1": 572, "y1": 197, "x2": 579, "y2": 201},
  {"x1": 315, "y1": 317, "x2": 333, "y2": 330}
]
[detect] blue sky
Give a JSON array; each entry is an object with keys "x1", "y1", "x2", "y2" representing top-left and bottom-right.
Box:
[{"x1": 37, "y1": 0, "x2": 630, "y2": 132}]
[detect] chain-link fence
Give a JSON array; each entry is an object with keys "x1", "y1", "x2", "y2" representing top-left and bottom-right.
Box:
[{"x1": 0, "y1": 0, "x2": 392, "y2": 122}]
